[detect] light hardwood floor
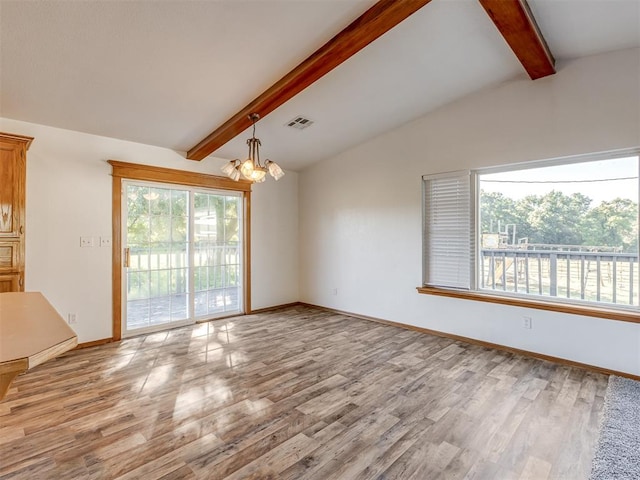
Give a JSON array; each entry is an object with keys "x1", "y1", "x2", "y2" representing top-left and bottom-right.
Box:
[{"x1": 0, "y1": 305, "x2": 607, "y2": 479}]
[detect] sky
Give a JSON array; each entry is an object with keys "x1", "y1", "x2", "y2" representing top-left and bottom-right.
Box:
[{"x1": 479, "y1": 155, "x2": 639, "y2": 206}]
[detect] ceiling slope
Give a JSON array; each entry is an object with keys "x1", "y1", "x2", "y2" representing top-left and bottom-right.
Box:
[
  {"x1": 196, "y1": 0, "x2": 558, "y2": 164},
  {"x1": 1, "y1": 0, "x2": 638, "y2": 170},
  {"x1": 187, "y1": 0, "x2": 434, "y2": 161}
]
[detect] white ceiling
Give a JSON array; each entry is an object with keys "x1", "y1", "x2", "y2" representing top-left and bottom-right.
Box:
[{"x1": 1, "y1": 0, "x2": 639, "y2": 171}]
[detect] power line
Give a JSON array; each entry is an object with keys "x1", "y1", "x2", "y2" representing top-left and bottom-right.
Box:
[{"x1": 482, "y1": 176, "x2": 638, "y2": 184}]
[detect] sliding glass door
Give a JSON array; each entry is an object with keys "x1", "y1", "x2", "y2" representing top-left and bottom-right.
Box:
[
  {"x1": 193, "y1": 191, "x2": 243, "y2": 317},
  {"x1": 122, "y1": 181, "x2": 243, "y2": 336}
]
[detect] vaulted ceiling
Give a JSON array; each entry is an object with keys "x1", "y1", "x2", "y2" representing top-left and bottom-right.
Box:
[{"x1": 1, "y1": 0, "x2": 638, "y2": 171}]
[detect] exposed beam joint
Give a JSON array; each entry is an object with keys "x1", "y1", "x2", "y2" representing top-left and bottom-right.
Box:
[
  {"x1": 187, "y1": 0, "x2": 433, "y2": 161},
  {"x1": 479, "y1": 0, "x2": 555, "y2": 80}
]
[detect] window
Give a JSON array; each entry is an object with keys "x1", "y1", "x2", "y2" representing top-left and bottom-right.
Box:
[
  {"x1": 123, "y1": 182, "x2": 244, "y2": 336},
  {"x1": 423, "y1": 150, "x2": 640, "y2": 311},
  {"x1": 109, "y1": 160, "x2": 251, "y2": 340},
  {"x1": 193, "y1": 190, "x2": 243, "y2": 318}
]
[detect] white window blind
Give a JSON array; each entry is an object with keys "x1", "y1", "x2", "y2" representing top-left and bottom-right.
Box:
[{"x1": 423, "y1": 171, "x2": 473, "y2": 289}]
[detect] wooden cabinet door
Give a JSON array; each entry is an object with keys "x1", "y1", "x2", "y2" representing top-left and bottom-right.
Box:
[
  {"x1": 0, "y1": 140, "x2": 26, "y2": 239},
  {"x1": 0, "y1": 133, "x2": 32, "y2": 292},
  {"x1": 0, "y1": 242, "x2": 19, "y2": 273},
  {"x1": 0, "y1": 273, "x2": 21, "y2": 293}
]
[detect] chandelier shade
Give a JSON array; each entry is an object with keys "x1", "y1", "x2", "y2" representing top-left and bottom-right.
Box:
[{"x1": 221, "y1": 113, "x2": 285, "y2": 183}]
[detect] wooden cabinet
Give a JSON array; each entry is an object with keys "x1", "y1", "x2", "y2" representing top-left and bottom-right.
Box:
[
  {"x1": 0, "y1": 132, "x2": 33, "y2": 292},
  {"x1": 0, "y1": 273, "x2": 21, "y2": 293}
]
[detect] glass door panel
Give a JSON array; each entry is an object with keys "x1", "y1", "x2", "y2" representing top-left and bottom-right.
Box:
[
  {"x1": 123, "y1": 182, "x2": 243, "y2": 336},
  {"x1": 124, "y1": 183, "x2": 190, "y2": 334},
  {"x1": 193, "y1": 192, "x2": 243, "y2": 318}
]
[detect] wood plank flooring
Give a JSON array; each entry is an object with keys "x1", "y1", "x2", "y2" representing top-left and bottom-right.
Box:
[{"x1": 0, "y1": 305, "x2": 607, "y2": 479}]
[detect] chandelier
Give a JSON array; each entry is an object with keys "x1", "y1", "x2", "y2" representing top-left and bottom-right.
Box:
[{"x1": 221, "y1": 113, "x2": 285, "y2": 183}]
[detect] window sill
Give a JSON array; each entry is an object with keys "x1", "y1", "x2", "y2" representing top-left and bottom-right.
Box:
[{"x1": 416, "y1": 286, "x2": 640, "y2": 324}]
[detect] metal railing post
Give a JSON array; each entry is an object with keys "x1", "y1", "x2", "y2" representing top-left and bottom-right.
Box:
[{"x1": 549, "y1": 253, "x2": 557, "y2": 297}]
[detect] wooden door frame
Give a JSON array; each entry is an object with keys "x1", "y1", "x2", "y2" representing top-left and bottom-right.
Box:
[{"x1": 108, "y1": 160, "x2": 252, "y2": 341}]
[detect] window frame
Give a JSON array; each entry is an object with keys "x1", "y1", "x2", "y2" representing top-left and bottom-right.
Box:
[
  {"x1": 419, "y1": 148, "x2": 640, "y2": 323},
  {"x1": 109, "y1": 160, "x2": 252, "y2": 341},
  {"x1": 120, "y1": 180, "x2": 245, "y2": 338}
]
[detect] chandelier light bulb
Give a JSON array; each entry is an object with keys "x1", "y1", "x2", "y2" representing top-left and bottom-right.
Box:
[
  {"x1": 229, "y1": 168, "x2": 241, "y2": 181},
  {"x1": 221, "y1": 160, "x2": 238, "y2": 177},
  {"x1": 240, "y1": 159, "x2": 255, "y2": 179},
  {"x1": 266, "y1": 160, "x2": 285, "y2": 181},
  {"x1": 251, "y1": 167, "x2": 267, "y2": 182}
]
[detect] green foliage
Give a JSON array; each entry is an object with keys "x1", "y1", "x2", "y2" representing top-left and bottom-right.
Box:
[
  {"x1": 481, "y1": 189, "x2": 638, "y2": 252},
  {"x1": 126, "y1": 186, "x2": 188, "y2": 245},
  {"x1": 480, "y1": 192, "x2": 518, "y2": 233},
  {"x1": 527, "y1": 191, "x2": 591, "y2": 245},
  {"x1": 581, "y1": 198, "x2": 638, "y2": 251},
  {"x1": 125, "y1": 186, "x2": 242, "y2": 302}
]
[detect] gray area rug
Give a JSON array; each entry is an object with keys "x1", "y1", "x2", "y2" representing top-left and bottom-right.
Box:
[{"x1": 590, "y1": 375, "x2": 640, "y2": 480}]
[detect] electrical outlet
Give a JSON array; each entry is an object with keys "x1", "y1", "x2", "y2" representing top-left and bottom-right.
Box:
[
  {"x1": 330, "y1": 288, "x2": 338, "y2": 295},
  {"x1": 523, "y1": 316, "x2": 532, "y2": 329},
  {"x1": 80, "y1": 236, "x2": 94, "y2": 247},
  {"x1": 100, "y1": 236, "x2": 112, "y2": 247},
  {"x1": 68, "y1": 313, "x2": 77, "y2": 324}
]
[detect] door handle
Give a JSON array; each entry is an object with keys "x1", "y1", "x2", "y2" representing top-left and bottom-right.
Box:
[{"x1": 124, "y1": 248, "x2": 130, "y2": 268}]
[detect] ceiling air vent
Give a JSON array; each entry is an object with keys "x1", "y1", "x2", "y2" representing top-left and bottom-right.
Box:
[{"x1": 286, "y1": 116, "x2": 314, "y2": 130}]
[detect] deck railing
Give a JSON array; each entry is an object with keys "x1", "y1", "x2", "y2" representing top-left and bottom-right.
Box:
[{"x1": 480, "y1": 248, "x2": 640, "y2": 306}]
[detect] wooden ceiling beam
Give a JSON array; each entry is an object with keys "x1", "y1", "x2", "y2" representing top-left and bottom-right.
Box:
[
  {"x1": 187, "y1": 0, "x2": 433, "y2": 161},
  {"x1": 478, "y1": 0, "x2": 555, "y2": 80}
]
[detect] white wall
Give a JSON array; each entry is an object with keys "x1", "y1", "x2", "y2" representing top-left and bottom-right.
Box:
[
  {"x1": 0, "y1": 117, "x2": 299, "y2": 343},
  {"x1": 251, "y1": 171, "x2": 299, "y2": 309},
  {"x1": 299, "y1": 48, "x2": 640, "y2": 376}
]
